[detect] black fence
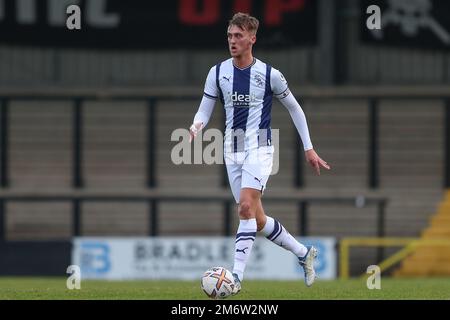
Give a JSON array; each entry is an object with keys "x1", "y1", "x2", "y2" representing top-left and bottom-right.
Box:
[{"x1": 0, "y1": 193, "x2": 387, "y2": 239}]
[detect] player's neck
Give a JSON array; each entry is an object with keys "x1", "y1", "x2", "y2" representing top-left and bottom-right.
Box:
[{"x1": 233, "y1": 54, "x2": 255, "y2": 69}]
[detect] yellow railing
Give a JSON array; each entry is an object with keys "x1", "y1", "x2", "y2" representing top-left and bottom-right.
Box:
[{"x1": 339, "y1": 237, "x2": 450, "y2": 279}]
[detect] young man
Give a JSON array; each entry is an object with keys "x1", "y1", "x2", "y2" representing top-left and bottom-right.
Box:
[{"x1": 189, "y1": 13, "x2": 330, "y2": 295}]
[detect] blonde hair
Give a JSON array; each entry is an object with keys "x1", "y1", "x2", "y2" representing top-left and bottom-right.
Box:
[{"x1": 228, "y1": 12, "x2": 259, "y2": 35}]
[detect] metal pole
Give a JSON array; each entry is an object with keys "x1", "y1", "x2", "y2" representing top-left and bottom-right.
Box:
[
  {"x1": 376, "y1": 200, "x2": 386, "y2": 263},
  {"x1": 150, "y1": 200, "x2": 158, "y2": 236},
  {"x1": 369, "y1": 98, "x2": 379, "y2": 189},
  {"x1": 73, "y1": 99, "x2": 83, "y2": 188},
  {"x1": 319, "y1": 0, "x2": 336, "y2": 84},
  {"x1": 332, "y1": 0, "x2": 347, "y2": 84},
  {"x1": 0, "y1": 199, "x2": 4, "y2": 241},
  {"x1": 299, "y1": 201, "x2": 308, "y2": 236},
  {"x1": 223, "y1": 200, "x2": 232, "y2": 236},
  {"x1": 73, "y1": 199, "x2": 81, "y2": 237},
  {"x1": 1, "y1": 98, "x2": 9, "y2": 188},
  {"x1": 147, "y1": 99, "x2": 157, "y2": 188}
]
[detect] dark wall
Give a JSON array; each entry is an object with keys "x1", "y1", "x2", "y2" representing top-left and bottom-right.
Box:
[{"x1": 0, "y1": 241, "x2": 71, "y2": 276}]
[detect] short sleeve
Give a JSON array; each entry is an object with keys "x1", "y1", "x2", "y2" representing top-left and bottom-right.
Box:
[
  {"x1": 203, "y1": 66, "x2": 218, "y2": 99},
  {"x1": 271, "y1": 68, "x2": 290, "y2": 99}
]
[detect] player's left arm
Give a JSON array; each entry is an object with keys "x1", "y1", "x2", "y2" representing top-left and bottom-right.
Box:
[{"x1": 271, "y1": 69, "x2": 331, "y2": 175}]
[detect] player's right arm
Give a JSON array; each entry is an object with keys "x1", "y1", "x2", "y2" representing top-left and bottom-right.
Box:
[{"x1": 189, "y1": 66, "x2": 218, "y2": 142}]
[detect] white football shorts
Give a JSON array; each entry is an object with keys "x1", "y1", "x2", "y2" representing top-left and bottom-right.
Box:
[{"x1": 225, "y1": 146, "x2": 274, "y2": 204}]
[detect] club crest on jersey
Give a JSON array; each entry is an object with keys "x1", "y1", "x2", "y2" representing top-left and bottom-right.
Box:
[
  {"x1": 231, "y1": 92, "x2": 257, "y2": 107},
  {"x1": 254, "y1": 74, "x2": 264, "y2": 87}
]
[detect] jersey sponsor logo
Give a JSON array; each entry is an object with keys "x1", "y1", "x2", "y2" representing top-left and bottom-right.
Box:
[{"x1": 230, "y1": 92, "x2": 257, "y2": 107}]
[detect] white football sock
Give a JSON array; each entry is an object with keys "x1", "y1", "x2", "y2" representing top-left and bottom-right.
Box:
[
  {"x1": 260, "y1": 216, "x2": 308, "y2": 258},
  {"x1": 232, "y1": 218, "x2": 257, "y2": 282}
]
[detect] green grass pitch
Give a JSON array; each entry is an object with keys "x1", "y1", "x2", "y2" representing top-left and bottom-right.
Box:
[{"x1": 1, "y1": 277, "x2": 450, "y2": 300}]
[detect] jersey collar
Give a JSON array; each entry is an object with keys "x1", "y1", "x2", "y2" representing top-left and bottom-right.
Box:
[{"x1": 232, "y1": 57, "x2": 256, "y2": 70}]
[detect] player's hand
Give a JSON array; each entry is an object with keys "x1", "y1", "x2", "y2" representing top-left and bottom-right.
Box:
[
  {"x1": 189, "y1": 122, "x2": 204, "y2": 143},
  {"x1": 305, "y1": 149, "x2": 330, "y2": 176}
]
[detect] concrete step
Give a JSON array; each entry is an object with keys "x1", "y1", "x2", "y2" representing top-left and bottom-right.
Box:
[{"x1": 422, "y1": 228, "x2": 450, "y2": 237}]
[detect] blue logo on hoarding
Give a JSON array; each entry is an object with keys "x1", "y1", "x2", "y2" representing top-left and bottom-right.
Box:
[{"x1": 80, "y1": 242, "x2": 111, "y2": 274}]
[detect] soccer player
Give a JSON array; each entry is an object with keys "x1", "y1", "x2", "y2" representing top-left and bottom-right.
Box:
[{"x1": 189, "y1": 13, "x2": 331, "y2": 295}]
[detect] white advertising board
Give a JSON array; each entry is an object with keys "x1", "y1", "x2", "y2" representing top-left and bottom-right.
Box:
[{"x1": 72, "y1": 237, "x2": 336, "y2": 280}]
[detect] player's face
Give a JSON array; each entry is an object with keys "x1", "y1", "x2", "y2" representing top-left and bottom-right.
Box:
[{"x1": 227, "y1": 25, "x2": 256, "y2": 58}]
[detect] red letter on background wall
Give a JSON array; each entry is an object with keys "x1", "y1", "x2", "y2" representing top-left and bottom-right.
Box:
[
  {"x1": 265, "y1": 0, "x2": 305, "y2": 26},
  {"x1": 179, "y1": 0, "x2": 220, "y2": 25},
  {"x1": 233, "y1": 0, "x2": 253, "y2": 14}
]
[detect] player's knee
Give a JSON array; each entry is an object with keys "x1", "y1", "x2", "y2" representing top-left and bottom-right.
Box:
[{"x1": 238, "y1": 201, "x2": 254, "y2": 219}]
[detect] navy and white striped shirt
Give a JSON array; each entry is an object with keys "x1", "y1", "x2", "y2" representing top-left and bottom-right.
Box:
[{"x1": 203, "y1": 58, "x2": 289, "y2": 152}]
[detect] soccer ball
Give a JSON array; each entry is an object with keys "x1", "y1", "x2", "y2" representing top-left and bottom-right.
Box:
[{"x1": 201, "y1": 267, "x2": 235, "y2": 299}]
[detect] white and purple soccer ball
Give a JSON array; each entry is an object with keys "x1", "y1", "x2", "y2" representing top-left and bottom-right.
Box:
[{"x1": 201, "y1": 267, "x2": 235, "y2": 299}]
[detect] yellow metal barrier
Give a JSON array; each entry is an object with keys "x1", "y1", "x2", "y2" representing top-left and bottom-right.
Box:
[{"x1": 339, "y1": 237, "x2": 450, "y2": 279}]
